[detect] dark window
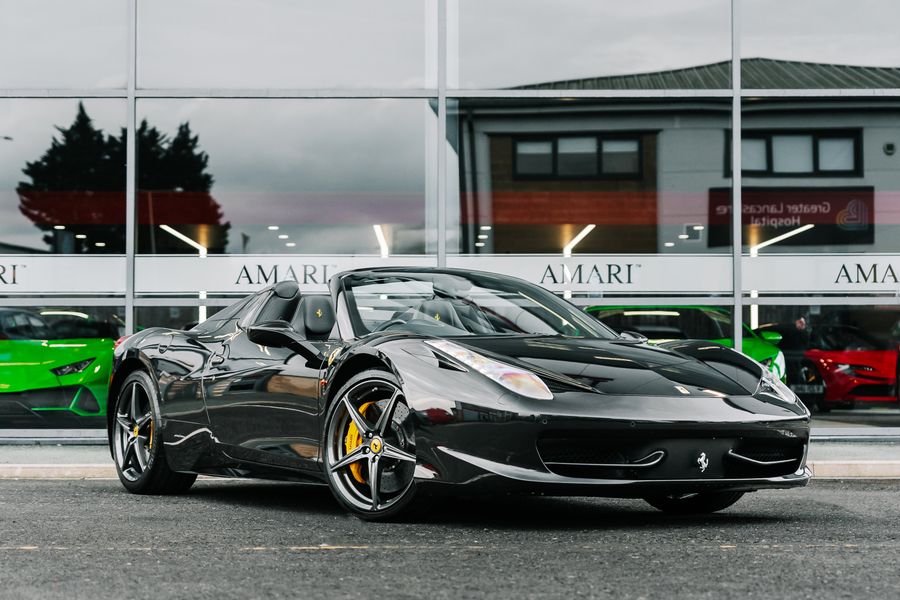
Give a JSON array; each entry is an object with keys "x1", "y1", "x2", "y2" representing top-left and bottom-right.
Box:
[
  {"x1": 734, "y1": 129, "x2": 862, "y2": 177},
  {"x1": 557, "y1": 137, "x2": 598, "y2": 176},
  {"x1": 515, "y1": 140, "x2": 554, "y2": 175},
  {"x1": 514, "y1": 134, "x2": 641, "y2": 179}
]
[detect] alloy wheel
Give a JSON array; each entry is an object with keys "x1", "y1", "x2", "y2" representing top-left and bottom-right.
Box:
[
  {"x1": 325, "y1": 380, "x2": 416, "y2": 513},
  {"x1": 113, "y1": 381, "x2": 155, "y2": 482}
]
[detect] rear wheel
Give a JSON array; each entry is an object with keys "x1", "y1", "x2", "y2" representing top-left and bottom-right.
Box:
[
  {"x1": 644, "y1": 491, "x2": 744, "y2": 514},
  {"x1": 112, "y1": 370, "x2": 197, "y2": 494},
  {"x1": 323, "y1": 370, "x2": 418, "y2": 521}
]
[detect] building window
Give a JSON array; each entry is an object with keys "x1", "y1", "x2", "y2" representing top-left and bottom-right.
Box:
[
  {"x1": 515, "y1": 141, "x2": 554, "y2": 175},
  {"x1": 513, "y1": 135, "x2": 642, "y2": 179},
  {"x1": 736, "y1": 130, "x2": 862, "y2": 176}
]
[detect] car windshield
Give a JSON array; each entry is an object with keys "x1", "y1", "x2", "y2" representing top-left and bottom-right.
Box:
[{"x1": 341, "y1": 271, "x2": 617, "y2": 339}]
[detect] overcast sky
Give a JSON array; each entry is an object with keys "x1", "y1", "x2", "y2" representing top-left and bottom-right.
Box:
[{"x1": 3, "y1": 0, "x2": 900, "y2": 90}]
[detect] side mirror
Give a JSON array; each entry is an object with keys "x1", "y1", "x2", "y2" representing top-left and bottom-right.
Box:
[
  {"x1": 759, "y1": 330, "x2": 783, "y2": 345},
  {"x1": 247, "y1": 320, "x2": 322, "y2": 363},
  {"x1": 618, "y1": 330, "x2": 649, "y2": 343}
]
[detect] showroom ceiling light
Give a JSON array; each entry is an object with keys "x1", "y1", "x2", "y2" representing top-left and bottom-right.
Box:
[
  {"x1": 95, "y1": 242, "x2": 106, "y2": 247},
  {"x1": 286, "y1": 242, "x2": 296, "y2": 248},
  {"x1": 750, "y1": 224, "x2": 814, "y2": 257},
  {"x1": 373, "y1": 224, "x2": 389, "y2": 258},
  {"x1": 480, "y1": 225, "x2": 492, "y2": 231},
  {"x1": 563, "y1": 224, "x2": 595, "y2": 258},
  {"x1": 160, "y1": 224, "x2": 208, "y2": 258},
  {"x1": 664, "y1": 242, "x2": 675, "y2": 247},
  {"x1": 267, "y1": 225, "x2": 279, "y2": 231},
  {"x1": 278, "y1": 234, "x2": 289, "y2": 239},
  {"x1": 41, "y1": 310, "x2": 89, "y2": 319},
  {"x1": 477, "y1": 234, "x2": 489, "y2": 240},
  {"x1": 75, "y1": 234, "x2": 86, "y2": 239},
  {"x1": 53, "y1": 225, "x2": 65, "y2": 230}
]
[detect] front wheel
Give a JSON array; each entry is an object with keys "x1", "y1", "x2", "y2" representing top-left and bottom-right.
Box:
[
  {"x1": 112, "y1": 370, "x2": 197, "y2": 494},
  {"x1": 644, "y1": 491, "x2": 744, "y2": 514},
  {"x1": 323, "y1": 370, "x2": 418, "y2": 521}
]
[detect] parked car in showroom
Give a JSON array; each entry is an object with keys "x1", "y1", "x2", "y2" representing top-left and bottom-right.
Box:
[
  {"x1": 758, "y1": 320, "x2": 899, "y2": 412},
  {"x1": 107, "y1": 268, "x2": 810, "y2": 520},
  {"x1": 0, "y1": 308, "x2": 117, "y2": 427},
  {"x1": 586, "y1": 306, "x2": 786, "y2": 381}
]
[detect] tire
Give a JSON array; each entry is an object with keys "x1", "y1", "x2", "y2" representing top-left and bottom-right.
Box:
[
  {"x1": 111, "y1": 370, "x2": 197, "y2": 494},
  {"x1": 323, "y1": 370, "x2": 418, "y2": 521},
  {"x1": 643, "y1": 491, "x2": 745, "y2": 514}
]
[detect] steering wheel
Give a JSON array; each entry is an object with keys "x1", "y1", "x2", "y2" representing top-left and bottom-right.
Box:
[{"x1": 372, "y1": 318, "x2": 408, "y2": 332}]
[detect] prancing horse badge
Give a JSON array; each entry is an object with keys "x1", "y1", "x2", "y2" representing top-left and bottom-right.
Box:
[{"x1": 697, "y1": 452, "x2": 709, "y2": 473}]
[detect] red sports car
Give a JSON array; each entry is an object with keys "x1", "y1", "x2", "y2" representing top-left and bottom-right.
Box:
[{"x1": 805, "y1": 325, "x2": 899, "y2": 409}]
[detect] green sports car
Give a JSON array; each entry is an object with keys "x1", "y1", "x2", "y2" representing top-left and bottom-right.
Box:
[
  {"x1": 586, "y1": 306, "x2": 786, "y2": 381},
  {"x1": 0, "y1": 309, "x2": 117, "y2": 428}
]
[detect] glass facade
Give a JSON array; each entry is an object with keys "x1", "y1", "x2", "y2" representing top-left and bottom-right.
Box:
[{"x1": 1, "y1": 0, "x2": 898, "y2": 430}]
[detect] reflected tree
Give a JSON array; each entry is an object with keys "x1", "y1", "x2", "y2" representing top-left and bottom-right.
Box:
[{"x1": 16, "y1": 102, "x2": 228, "y2": 254}]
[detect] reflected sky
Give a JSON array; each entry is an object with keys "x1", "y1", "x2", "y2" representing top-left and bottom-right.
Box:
[
  {"x1": 0, "y1": 0, "x2": 126, "y2": 88},
  {"x1": 137, "y1": 99, "x2": 437, "y2": 254},
  {"x1": 138, "y1": 0, "x2": 436, "y2": 89},
  {"x1": 453, "y1": 0, "x2": 731, "y2": 89},
  {"x1": 0, "y1": 100, "x2": 125, "y2": 251},
  {"x1": 742, "y1": 0, "x2": 900, "y2": 69}
]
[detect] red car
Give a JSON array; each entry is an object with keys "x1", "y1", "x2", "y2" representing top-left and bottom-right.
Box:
[{"x1": 805, "y1": 325, "x2": 899, "y2": 409}]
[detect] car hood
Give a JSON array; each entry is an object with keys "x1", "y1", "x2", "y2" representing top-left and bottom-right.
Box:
[
  {"x1": 452, "y1": 336, "x2": 759, "y2": 397},
  {"x1": 0, "y1": 338, "x2": 113, "y2": 393}
]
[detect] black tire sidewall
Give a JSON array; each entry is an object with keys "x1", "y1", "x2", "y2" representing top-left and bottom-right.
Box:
[
  {"x1": 323, "y1": 369, "x2": 418, "y2": 521},
  {"x1": 112, "y1": 370, "x2": 167, "y2": 493}
]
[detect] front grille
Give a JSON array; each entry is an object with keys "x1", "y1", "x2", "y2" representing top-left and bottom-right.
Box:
[
  {"x1": 725, "y1": 440, "x2": 805, "y2": 479},
  {"x1": 537, "y1": 431, "x2": 805, "y2": 480},
  {"x1": 850, "y1": 384, "x2": 894, "y2": 398}
]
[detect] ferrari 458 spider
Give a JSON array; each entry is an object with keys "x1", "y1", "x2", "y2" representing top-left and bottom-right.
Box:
[{"x1": 108, "y1": 268, "x2": 810, "y2": 520}]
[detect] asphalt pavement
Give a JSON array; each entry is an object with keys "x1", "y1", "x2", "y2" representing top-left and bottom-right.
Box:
[{"x1": 0, "y1": 479, "x2": 898, "y2": 599}]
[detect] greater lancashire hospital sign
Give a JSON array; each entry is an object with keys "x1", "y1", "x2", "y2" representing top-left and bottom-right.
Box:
[{"x1": 1, "y1": 254, "x2": 899, "y2": 297}]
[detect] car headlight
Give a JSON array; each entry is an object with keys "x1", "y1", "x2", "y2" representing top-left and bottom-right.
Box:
[
  {"x1": 756, "y1": 366, "x2": 798, "y2": 404},
  {"x1": 760, "y1": 350, "x2": 787, "y2": 382},
  {"x1": 425, "y1": 340, "x2": 553, "y2": 400},
  {"x1": 835, "y1": 363, "x2": 876, "y2": 377},
  {"x1": 50, "y1": 358, "x2": 95, "y2": 376}
]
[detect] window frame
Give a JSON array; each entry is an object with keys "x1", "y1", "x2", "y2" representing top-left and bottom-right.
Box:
[
  {"x1": 512, "y1": 132, "x2": 644, "y2": 180},
  {"x1": 725, "y1": 128, "x2": 863, "y2": 178}
]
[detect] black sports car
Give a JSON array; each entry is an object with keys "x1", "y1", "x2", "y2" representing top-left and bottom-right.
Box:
[{"x1": 108, "y1": 268, "x2": 811, "y2": 520}]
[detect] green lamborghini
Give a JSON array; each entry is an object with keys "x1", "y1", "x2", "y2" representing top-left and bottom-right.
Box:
[
  {"x1": 586, "y1": 306, "x2": 786, "y2": 381},
  {"x1": 0, "y1": 309, "x2": 117, "y2": 428}
]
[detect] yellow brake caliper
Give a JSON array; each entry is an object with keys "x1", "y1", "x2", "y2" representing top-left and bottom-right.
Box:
[{"x1": 344, "y1": 401, "x2": 375, "y2": 484}]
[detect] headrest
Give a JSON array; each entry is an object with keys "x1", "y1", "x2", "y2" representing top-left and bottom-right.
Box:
[
  {"x1": 273, "y1": 280, "x2": 300, "y2": 299},
  {"x1": 417, "y1": 299, "x2": 460, "y2": 327},
  {"x1": 299, "y1": 296, "x2": 335, "y2": 339}
]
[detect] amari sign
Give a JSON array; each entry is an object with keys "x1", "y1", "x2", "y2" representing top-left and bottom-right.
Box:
[
  {"x1": 743, "y1": 255, "x2": 900, "y2": 294},
  {"x1": 0, "y1": 256, "x2": 125, "y2": 294}
]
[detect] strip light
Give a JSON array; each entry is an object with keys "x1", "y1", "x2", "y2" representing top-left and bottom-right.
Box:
[
  {"x1": 160, "y1": 224, "x2": 207, "y2": 258},
  {"x1": 563, "y1": 224, "x2": 595, "y2": 258},
  {"x1": 373, "y1": 224, "x2": 389, "y2": 258},
  {"x1": 749, "y1": 224, "x2": 814, "y2": 257}
]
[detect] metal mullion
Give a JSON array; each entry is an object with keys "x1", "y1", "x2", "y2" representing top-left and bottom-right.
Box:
[
  {"x1": 133, "y1": 297, "x2": 236, "y2": 307},
  {"x1": 436, "y1": 0, "x2": 447, "y2": 267},
  {"x1": 0, "y1": 89, "x2": 127, "y2": 98},
  {"x1": 448, "y1": 89, "x2": 733, "y2": 99},
  {"x1": 731, "y1": 0, "x2": 743, "y2": 346},
  {"x1": 0, "y1": 297, "x2": 126, "y2": 307},
  {"x1": 742, "y1": 88, "x2": 900, "y2": 97},
  {"x1": 125, "y1": 0, "x2": 137, "y2": 335},
  {"x1": 134, "y1": 89, "x2": 438, "y2": 99},
  {"x1": 744, "y1": 296, "x2": 900, "y2": 307}
]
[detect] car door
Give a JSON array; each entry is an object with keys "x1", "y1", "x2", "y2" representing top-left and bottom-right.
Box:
[{"x1": 202, "y1": 290, "x2": 333, "y2": 471}]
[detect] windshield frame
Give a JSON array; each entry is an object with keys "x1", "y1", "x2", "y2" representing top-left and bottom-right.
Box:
[{"x1": 337, "y1": 269, "x2": 618, "y2": 340}]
